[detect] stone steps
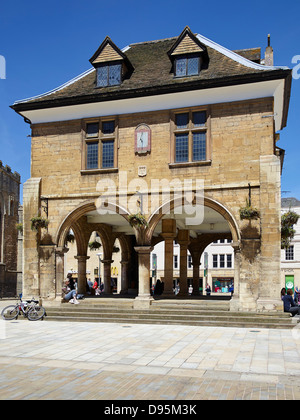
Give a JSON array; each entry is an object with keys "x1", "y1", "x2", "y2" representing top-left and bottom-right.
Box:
[{"x1": 43, "y1": 298, "x2": 295, "y2": 329}]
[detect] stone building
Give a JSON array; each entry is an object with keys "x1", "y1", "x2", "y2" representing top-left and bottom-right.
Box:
[
  {"x1": 0, "y1": 161, "x2": 21, "y2": 296},
  {"x1": 11, "y1": 27, "x2": 292, "y2": 311},
  {"x1": 281, "y1": 197, "x2": 300, "y2": 292}
]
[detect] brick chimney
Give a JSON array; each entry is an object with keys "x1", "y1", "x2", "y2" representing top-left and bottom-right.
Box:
[{"x1": 264, "y1": 34, "x2": 274, "y2": 66}]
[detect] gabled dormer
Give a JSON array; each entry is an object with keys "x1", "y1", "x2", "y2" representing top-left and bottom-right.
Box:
[
  {"x1": 90, "y1": 36, "x2": 133, "y2": 88},
  {"x1": 168, "y1": 26, "x2": 209, "y2": 77}
]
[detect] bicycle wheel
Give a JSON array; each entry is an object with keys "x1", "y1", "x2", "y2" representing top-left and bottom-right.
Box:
[
  {"x1": 27, "y1": 305, "x2": 46, "y2": 321},
  {"x1": 1, "y1": 305, "x2": 19, "y2": 321}
]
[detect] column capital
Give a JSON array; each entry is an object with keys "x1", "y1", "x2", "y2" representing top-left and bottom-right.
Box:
[
  {"x1": 134, "y1": 246, "x2": 153, "y2": 254},
  {"x1": 74, "y1": 255, "x2": 90, "y2": 262},
  {"x1": 102, "y1": 259, "x2": 114, "y2": 265},
  {"x1": 55, "y1": 246, "x2": 69, "y2": 255}
]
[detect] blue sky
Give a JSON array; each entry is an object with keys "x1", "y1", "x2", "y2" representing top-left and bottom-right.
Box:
[{"x1": 0, "y1": 0, "x2": 299, "y2": 202}]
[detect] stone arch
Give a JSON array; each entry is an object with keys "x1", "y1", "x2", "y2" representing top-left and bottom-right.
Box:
[
  {"x1": 146, "y1": 195, "x2": 241, "y2": 245},
  {"x1": 55, "y1": 199, "x2": 130, "y2": 251}
]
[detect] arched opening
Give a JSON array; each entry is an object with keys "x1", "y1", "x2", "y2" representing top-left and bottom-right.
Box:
[
  {"x1": 55, "y1": 200, "x2": 137, "y2": 297},
  {"x1": 147, "y1": 196, "x2": 240, "y2": 298}
]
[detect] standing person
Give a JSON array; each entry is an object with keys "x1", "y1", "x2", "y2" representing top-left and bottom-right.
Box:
[
  {"x1": 294, "y1": 287, "x2": 300, "y2": 304},
  {"x1": 205, "y1": 284, "x2": 211, "y2": 296},
  {"x1": 92, "y1": 278, "x2": 98, "y2": 295},
  {"x1": 62, "y1": 279, "x2": 79, "y2": 304},
  {"x1": 282, "y1": 289, "x2": 300, "y2": 317}
]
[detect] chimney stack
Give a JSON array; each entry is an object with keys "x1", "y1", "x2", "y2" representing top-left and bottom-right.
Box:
[{"x1": 264, "y1": 34, "x2": 274, "y2": 66}]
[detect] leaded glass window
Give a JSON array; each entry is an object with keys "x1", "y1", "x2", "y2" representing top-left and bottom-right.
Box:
[
  {"x1": 102, "y1": 141, "x2": 114, "y2": 168},
  {"x1": 102, "y1": 120, "x2": 115, "y2": 134},
  {"x1": 108, "y1": 64, "x2": 121, "y2": 86},
  {"x1": 193, "y1": 132, "x2": 206, "y2": 161},
  {"x1": 176, "y1": 113, "x2": 189, "y2": 129},
  {"x1": 187, "y1": 56, "x2": 199, "y2": 75},
  {"x1": 193, "y1": 111, "x2": 206, "y2": 127},
  {"x1": 173, "y1": 108, "x2": 208, "y2": 164},
  {"x1": 175, "y1": 134, "x2": 188, "y2": 163},
  {"x1": 96, "y1": 63, "x2": 121, "y2": 87},
  {"x1": 175, "y1": 55, "x2": 200, "y2": 77},
  {"x1": 87, "y1": 142, "x2": 98, "y2": 169},
  {"x1": 86, "y1": 122, "x2": 99, "y2": 138}
]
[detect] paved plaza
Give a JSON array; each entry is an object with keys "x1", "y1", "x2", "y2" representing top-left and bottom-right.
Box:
[{"x1": 1, "y1": 301, "x2": 300, "y2": 401}]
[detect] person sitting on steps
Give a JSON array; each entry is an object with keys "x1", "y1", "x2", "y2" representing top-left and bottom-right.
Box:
[{"x1": 62, "y1": 279, "x2": 80, "y2": 304}]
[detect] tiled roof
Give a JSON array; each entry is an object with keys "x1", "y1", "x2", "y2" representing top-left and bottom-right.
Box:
[{"x1": 11, "y1": 30, "x2": 290, "y2": 111}]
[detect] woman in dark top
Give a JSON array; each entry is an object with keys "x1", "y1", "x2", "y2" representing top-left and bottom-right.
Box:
[{"x1": 282, "y1": 289, "x2": 300, "y2": 317}]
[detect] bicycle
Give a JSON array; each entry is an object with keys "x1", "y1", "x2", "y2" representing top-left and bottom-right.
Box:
[{"x1": 1, "y1": 294, "x2": 46, "y2": 321}]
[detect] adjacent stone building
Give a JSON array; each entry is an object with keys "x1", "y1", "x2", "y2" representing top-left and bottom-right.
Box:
[
  {"x1": 0, "y1": 161, "x2": 21, "y2": 296},
  {"x1": 281, "y1": 197, "x2": 300, "y2": 291},
  {"x1": 11, "y1": 27, "x2": 292, "y2": 311}
]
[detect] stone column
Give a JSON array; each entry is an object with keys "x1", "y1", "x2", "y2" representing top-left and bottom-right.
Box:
[
  {"x1": 102, "y1": 259, "x2": 114, "y2": 294},
  {"x1": 161, "y1": 219, "x2": 177, "y2": 296},
  {"x1": 189, "y1": 244, "x2": 202, "y2": 296},
  {"x1": 22, "y1": 178, "x2": 41, "y2": 297},
  {"x1": 120, "y1": 260, "x2": 129, "y2": 294},
  {"x1": 134, "y1": 246, "x2": 153, "y2": 309},
  {"x1": 75, "y1": 256, "x2": 90, "y2": 295},
  {"x1": 177, "y1": 230, "x2": 190, "y2": 297},
  {"x1": 230, "y1": 243, "x2": 241, "y2": 311},
  {"x1": 55, "y1": 247, "x2": 68, "y2": 299},
  {"x1": 257, "y1": 155, "x2": 282, "y2": 311}
]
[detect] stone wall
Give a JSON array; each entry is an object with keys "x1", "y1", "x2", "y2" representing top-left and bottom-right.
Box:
[{"x1": 23, "y1": 96, "x2": 282, "y2": 310}]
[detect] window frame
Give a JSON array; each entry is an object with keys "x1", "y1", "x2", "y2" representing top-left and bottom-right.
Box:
[
  {"x1": 96, "y1": 61, "x2": 122, "y2": 88},
  {"x1": 174, "y1": 54, "x2": 201, "y2": 78},
  {"x1": 285, "y1": 245, "x2": 294, "y2": 261},
  {"x1": 170, "y1": 106, "x2": 211, "y2": 168},
  {"x1": 82, "y1": 117, "x2": 118, "y2": 174}
]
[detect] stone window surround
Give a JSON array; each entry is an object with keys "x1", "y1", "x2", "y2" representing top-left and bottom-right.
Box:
[
  {"x1": 169, "y1": 105, "x2": 211, "y2": 169},
  {"x1": 81, "y1": 116, "x2": 118, "y2": 174},
  {"x1": 81, "y1": 105, "x2": 212, "y2": 174}
]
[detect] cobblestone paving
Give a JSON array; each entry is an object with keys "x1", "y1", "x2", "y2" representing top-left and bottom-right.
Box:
[{"x1": 1, "y1": 316, "x2": 300, "y2": 400}]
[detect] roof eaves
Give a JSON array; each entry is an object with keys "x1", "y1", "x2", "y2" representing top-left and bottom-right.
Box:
[{"x1": 12, "y1": 67, "x2": 94, "y2": 106}]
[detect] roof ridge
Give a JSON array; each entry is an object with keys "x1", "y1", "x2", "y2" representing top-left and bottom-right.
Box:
[{"x1": 128, "y1": 36, "x2": 177, "y2": 47}]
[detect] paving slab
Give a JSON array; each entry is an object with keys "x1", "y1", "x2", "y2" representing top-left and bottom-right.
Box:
[{"x1": 0, "y1": 319, "x2": 300, "y2": 400}]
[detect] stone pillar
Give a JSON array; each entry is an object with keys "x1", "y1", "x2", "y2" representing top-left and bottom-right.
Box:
[
  {"x1": 257, "y1": 155, "x2": 282, "y2": 311},
  {"x1": 161, "y1": 219, "x2": 177, "y2": 296},
  {"x1": 75, "y1": 256, "x2": 90, "y2": 295},
  {"x1": 22, "y1": 178, "x2": 41, "y2": 297},
  {"x1": 102, "y1": 259, "x2": 114, "y2": 294},
  {"x1": 230, "y1": 243, "x2": 241, "y2": 311},
  {"x1": 189, "y1": 244, "x2": 202, "y2": 296},
  {"x1": 177, "y1": 230, "x2": 190, "y2": 297},
  {"x1": 134, "y1": 246, "x2": 153, "y2": 309},
  {"x1": 120, "y1": 260, "x2": 129, "y2": 294},
  {"x1": 55, "y1": 247, "x2": 68, "y2": 299}
]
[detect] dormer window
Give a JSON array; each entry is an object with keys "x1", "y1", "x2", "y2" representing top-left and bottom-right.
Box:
[
  {"x1": 175, "y1": 54, "x2": 201, "y2": 77},
  {"x1": 96, "y1": 62, "x2": 122, "y2": 87},
  {"x1": 90, "y1": 36, "x2": 133, "y2": 89},
  {"x1": 168, "y1": 26, "x2": 209, "y2": 79}
]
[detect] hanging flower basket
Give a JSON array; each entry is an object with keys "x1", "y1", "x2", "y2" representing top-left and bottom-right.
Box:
[
  {"x1": 30, "y1": 216, "x2": 49, "y2": 232},
  {"x1": 16, "y1": 223, "x2": 23, "y2": 234},
  {"x1": 112, "y1": 246, "x2": 120, "y2": 253},
  {"x1": 239, "y1": 199, "x2": 260, "y2": 221},
  {"x1": 88, "y1": 241, "x2": 102, "y2": 251},
  {"x1": 65, "y1": 232, "x2": 75, "y2": 244},
  {"x1": 128, "y1": 212, "x2": 148, "y2": 228}
]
